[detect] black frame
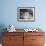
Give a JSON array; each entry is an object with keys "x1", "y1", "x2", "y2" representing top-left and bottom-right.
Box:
[{"x1": 17, "y1": 7, "x2": 35, "y2": 22}]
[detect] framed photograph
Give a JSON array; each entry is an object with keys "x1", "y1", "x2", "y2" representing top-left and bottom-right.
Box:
[{"x1": 17, "y1": 7, "x2": 35, "y2": 22}]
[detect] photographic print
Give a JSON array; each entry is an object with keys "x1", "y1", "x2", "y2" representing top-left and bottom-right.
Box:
[{"x1": 17, "y1": 7, "x2": 35, "y2": 22}]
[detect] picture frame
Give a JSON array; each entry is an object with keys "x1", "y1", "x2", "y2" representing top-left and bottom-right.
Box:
[{"x1": 17, "y1": 7, "x2": 35, "y2": 22}]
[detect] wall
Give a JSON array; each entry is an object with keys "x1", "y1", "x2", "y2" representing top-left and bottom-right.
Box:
[{"x1": 0, "y1": 0, "x2": 46, "y2": 30}]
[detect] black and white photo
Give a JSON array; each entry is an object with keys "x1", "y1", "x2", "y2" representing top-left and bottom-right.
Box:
[{"x1": 17, "y1": 7, "x2": 35, "y2": 22}]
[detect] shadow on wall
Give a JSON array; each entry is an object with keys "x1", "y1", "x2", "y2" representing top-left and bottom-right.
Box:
[{"x1": 0, "y1": 24, "x2": 7, "y2": 43}]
